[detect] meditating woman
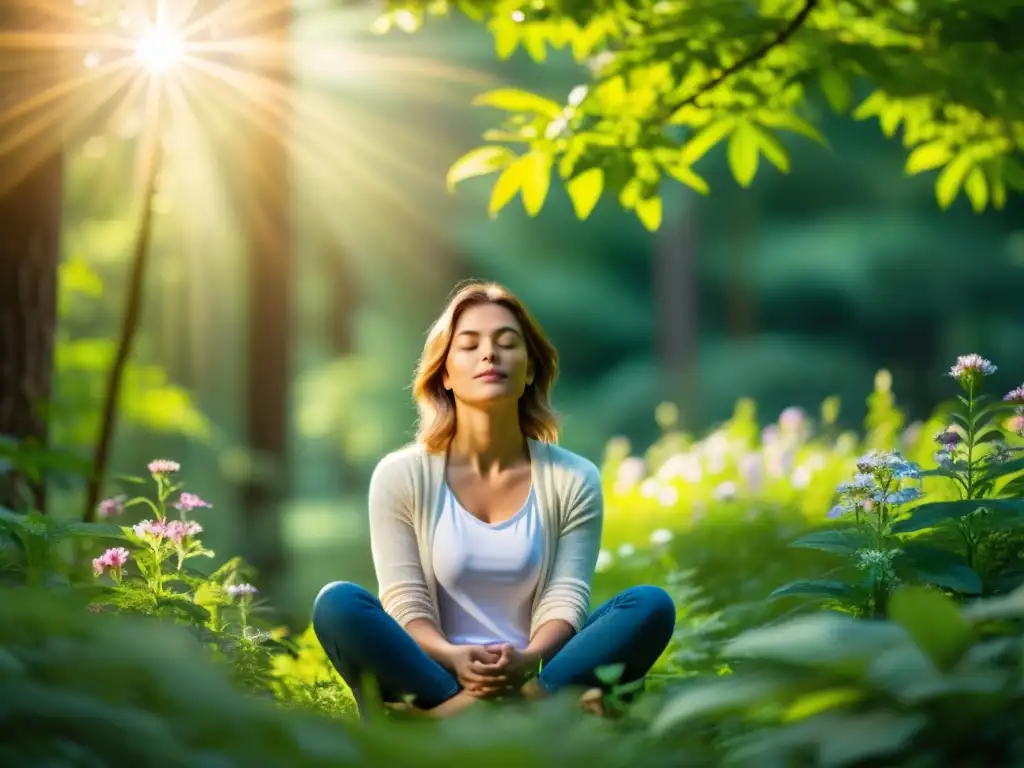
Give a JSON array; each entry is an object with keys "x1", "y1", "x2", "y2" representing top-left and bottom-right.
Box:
[{"x1": 311, "y1": 281, "x2": 676, "y2": 718}]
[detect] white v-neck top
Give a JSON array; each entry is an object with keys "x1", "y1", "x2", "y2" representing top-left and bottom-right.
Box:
[{"x1": 431, "y1": 483, "x2": 543, "y2": 650}]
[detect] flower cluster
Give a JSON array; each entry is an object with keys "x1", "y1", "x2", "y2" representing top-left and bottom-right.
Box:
[
  {"x1": 1006, "y1": 384, "x2": 1024, "y2": 436},
  {"x1": 132, "y1": 518, "x2": 204, "y2": 543},
  {"x1": 93, "y1": 546, "x2": 130, "y2": 578},
  {"x1": 949, "y1": 354, "x2": 997, "y2": 388},
  {"x1": 829, "y1": 450, "x2": 922, "y2": 519}
]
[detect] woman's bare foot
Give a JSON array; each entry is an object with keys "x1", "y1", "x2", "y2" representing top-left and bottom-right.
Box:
[
  {"x1": 578, "y1": 687, "x2": 606, "y2": 716},
  {"x1": 425, "y1": 690, "x2": 480, "y2": 718}
]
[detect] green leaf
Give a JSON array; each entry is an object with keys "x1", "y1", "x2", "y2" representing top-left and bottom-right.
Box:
[
  {"x1": 979, "y1": 456, "x2": 1024, "y2": 484},
  {"x1": 471, "y1": 88, "x2": 563, "y2": 120},
  {"x1": 1002, "y1": 157, "x2": 1024, "y2": 191},
  {"x1": 488, "y1": 162, "x2": 523, "y2": 217},
  {"x1": 961, "y1": 584, "x2": 1024, "y2": 623},
  {"x1": 594, "y1": 662, "x2": 624, "y2": 684},
  {"x1": 757, "y1": 112, "x2": 827, "y2": 146},
  {"x1": 754, "y1": 126, "x2": 790, "y2": 173},
  {"x1": 565, "y1": 167, "x2": 603, "y2": 219},
  {"x1": 905, "y1": 142, "x2": 952, "y2": 175},
  {"x1": 892, "y1": 498, "x2": 1024, "y2": 533},
  {"x1": 519, "y1": 151, "x2": 552, "y2": 216},
  {"x1": 888, "y1": 586, "x2": 973, "y2": 672},
  {"x1": 59, "y1": 522, "x2": 128, "y2": 541},
  {"x1": 790, "y1": 528, "x2": 869, "y2": 555},
  {"x1": 651, "y1": 673, "x2": 794, "y2": 735},
  {"x1": 898, "y1": 544, "x2": 982, "y2": 595},
  {"x1": 634, "y1": 195, "x2": 662, "y2": 231},
  {"x1": 680, "y1": 120, "x2": 734, "y2": 165},
  {"x1": 446, "y1": 146, "x2": 516, "y2": 192},
  {"x1": 727, "y1": 122, "x2": 760, "y2": 188},
  {"x1": 725, "y1": 613, "x2": 907, "y2": 668},
  {"x1": 663, "y1": 164, "x2": 710, "y2": 195},
  {"x1": 769, "y1": 579, "x2": 853, "y2": 600},
  {"x1": 963, "y1": 166, "x2": 988, "y2": 212},
  {"x1": 820, "y1": 68, "x2": 853, "y2": 114},
  {"x1": 935, "y1": 154, "x2": 972, "y2": 209}
]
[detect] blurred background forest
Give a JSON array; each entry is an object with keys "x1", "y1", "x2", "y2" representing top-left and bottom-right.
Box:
[{"x1": 22, "y1": 2, "x2": 1024, "y2": 627}]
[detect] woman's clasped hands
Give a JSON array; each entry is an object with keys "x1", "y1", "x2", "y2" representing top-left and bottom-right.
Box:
[{"x1": 446, "y1": 643, "x2": 539, "y2": 699}]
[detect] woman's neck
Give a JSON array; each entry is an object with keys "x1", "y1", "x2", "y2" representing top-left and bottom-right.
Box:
[{"x1": 448, "y1": 404, "x2": 527, "y2": 475}]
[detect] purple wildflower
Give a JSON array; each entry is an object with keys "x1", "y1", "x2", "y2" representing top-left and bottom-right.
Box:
[{"x1": 1004, "y1": 385, "x2": 1024, "y2": 405}]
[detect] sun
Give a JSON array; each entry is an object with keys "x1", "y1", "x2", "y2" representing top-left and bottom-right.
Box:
[{"x1": 135, "y1": 25, "x2": 183, "y2": 74}]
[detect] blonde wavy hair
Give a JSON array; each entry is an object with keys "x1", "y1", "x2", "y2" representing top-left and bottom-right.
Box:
[{"x1": 412, "y1": 281, "x2": 560, "y2": 453}]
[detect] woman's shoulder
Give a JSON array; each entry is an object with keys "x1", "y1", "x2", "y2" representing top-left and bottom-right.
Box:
[
  {"x1": 370, "y1": 441, "x2": 429, "y2": 484},
  {"x1": 536, "y1": 440, "x2": 602, "y2": 491}
]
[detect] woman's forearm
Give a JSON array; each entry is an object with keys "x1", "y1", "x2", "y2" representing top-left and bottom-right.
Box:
[
  {"x1": 404, "y1": 618, "x2": 456, "y2": 667},
  {"x1": 525, "y1": 619, "x2": 575, "y2": 665}
]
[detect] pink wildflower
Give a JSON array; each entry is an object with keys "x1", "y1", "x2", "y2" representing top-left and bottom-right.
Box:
[
  {"x1": 132, "y1": 519, "x2": 168, "y2": 540},
  {"x1": 97, "y1": 494, "x2": 127, "y2": 519},
  {"x1": 778, "y1": 406, "x2": 806, "y2": 433},
  {"x1": 949, "y1": 354, "x2": 997, "y2": 385},
  {"x1": 175, "y1": 492, "x2": 212, "y2": 513},
  {"x1": 164, "y1": 519, "x2": 203, "y2": 542},
  {"x1": 1004, "y1": 385, "x2": 1024, "y2": 405},
  {"x1": 1009, "y1": 413, "x2": 1024, "y2": 437},
  {"x1": 92, "y1": 546, "x2": 131, "y2": 577},
  {"x1": 148, "y1": 459, "x2": 180, "y2": 475}
]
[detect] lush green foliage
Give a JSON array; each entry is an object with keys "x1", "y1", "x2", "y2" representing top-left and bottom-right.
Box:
[
  {"x1": 375, "y1": 0, "x2": 1024, "y2": 229},
  {"x1": 3, "y1": 354, "x2": 1024, "y2": 765}
]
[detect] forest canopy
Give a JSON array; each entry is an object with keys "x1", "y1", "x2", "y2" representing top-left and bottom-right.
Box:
[{"x1": 373, "y1": 0, "x2": 1024, "y2": 229}]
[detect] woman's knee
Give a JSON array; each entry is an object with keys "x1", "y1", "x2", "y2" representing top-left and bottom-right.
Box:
[
  {"x1": 311, "y1": 581, "x2": 376, "y2": 634},
  {"x1": 626, "y1": 584, "x2": 677, "y2": 635}
]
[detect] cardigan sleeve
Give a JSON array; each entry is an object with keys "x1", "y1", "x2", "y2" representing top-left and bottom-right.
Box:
[
  {"x1": 531, "y1": 457, "x2": 604, "y2": 635},
  {"x1": 367, "y1": 451, "x2": 438, "y2": 628}
]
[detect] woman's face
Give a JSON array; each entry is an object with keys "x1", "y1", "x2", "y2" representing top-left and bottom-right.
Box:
[{"x1": 442, "y1": 302, "x2": 533, "y2": 407}]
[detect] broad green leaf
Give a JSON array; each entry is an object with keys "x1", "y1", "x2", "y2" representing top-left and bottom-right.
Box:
[
  {"x1": 979, "y1": 456, "x2": 1024, "y2": 483},
  {"x1": 680, "y1": 120, "x2": 734, "y2": 164},
  {"x1": 634, "y1": 195, "x2": 662, "y2": 231},
  {"x1": 935, "y1": 154, "x2": 972, "y2": 209},
  {"x1": 488, "y1": 163, "x2": 523, "y2": 217},
  {"x1": 446, "y1": 146, "x2": 516, "y2": 192},
  {"x1": 892, "y1": 498, "x2": 1024, "y2": 533},
  {"x1": 727, "y1": 122, "x2": 760, "y2": 188},
  {"x1": 754, "y1": 126, "x2": 790, "y2": 173},
  {"x1": 664, "y1": 164, "x2": 710, "y2": 195},
  {"x1": 961, "y1": 584, "x2": 1024, "y2": 623},
  {"x1": 471, "y1": 88, "x2": 563, "y2": 120},
  {"x1": 963, "y1": 166, "x2": 988, "y2": 212},
  {"x1": 769, "y1": 579, "x2": 853, "y2": 600},
  {"x1": 898, "y1": 544, "x2": 982, "y2": 595},
  {"x1": 519, "y1": 151, "x2": 552, "y2": 216},
  {"x1": 789, "y1": 529, "x2": 869, "y2": 556},
  {"x1": 651, "y1": 673, "x2": 794, "y2": 735},
  {"x1": 888, "y1": 586, "x2": 973, "y2": 672},
  {"x1": 820, "y1": 68, "x2": 853, "y2": 114},
  {"x1": 725, "y1": 613, "x2": 906, "y2": 668},
  {"x1": 905, "y1": 142, "x2": 952, "y2": 175},
  {"x1": 565, "y1": 167, "x2": 604, "y2": 219}
]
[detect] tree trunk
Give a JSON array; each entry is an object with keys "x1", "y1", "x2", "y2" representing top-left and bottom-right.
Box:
[
  {"x1": 232, "y1": 2, "x2": 294, "y2": 591},
  {"x1": 0, "y1": 4, "x2": 64, "y2": 513},
  {"x1": 654, "y1": 207, "x2": 700, "y2": 430}
]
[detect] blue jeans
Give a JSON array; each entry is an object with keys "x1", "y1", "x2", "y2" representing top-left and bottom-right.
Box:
[{"x1": 311, "y1": 581, "x2": 676, "y2": 715}]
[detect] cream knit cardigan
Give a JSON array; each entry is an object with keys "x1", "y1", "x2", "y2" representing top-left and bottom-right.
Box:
[{"x1": 367, "y1": 438, "x2": 604, "y2": 638}]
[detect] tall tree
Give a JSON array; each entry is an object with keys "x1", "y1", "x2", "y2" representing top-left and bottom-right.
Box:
[
  {"x1": 230, "y1": 1, "x2": 295, "y2": 590},
  {"x1": 0, "y1": 3, "x2": 64, "y2": 513}
]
